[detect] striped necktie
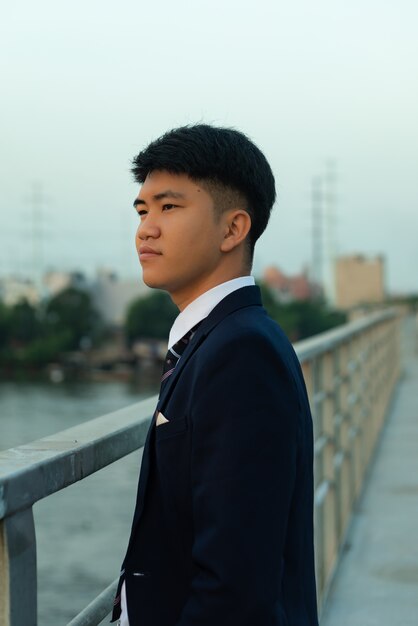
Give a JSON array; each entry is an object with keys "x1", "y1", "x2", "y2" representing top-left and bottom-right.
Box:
[{"x1": 161, "y1": 323, "x2": 201, "y2": 386}]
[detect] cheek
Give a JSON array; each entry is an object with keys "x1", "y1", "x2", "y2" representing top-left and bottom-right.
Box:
[
  {"x1": 184, "y1": 219, "x2": 220, "y2": 250},
  {"x1": 181, "y1": 236, "x2": 216, "y2": 266},
  {"x1": 134, "y1": 225, "x2": 140, "y2": 247}
]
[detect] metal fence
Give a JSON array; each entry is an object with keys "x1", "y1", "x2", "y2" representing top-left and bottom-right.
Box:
[
  {"x1": 295, "y1": 309, "x2": 400, "y2": 607},
  {"x1": 0, "y1": 310, "x2": 400, "y2": 625}
]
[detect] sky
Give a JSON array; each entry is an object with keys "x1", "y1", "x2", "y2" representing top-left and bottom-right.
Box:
[{"x1": 1, "y1": 0, "x2": 417, "y2": 294}]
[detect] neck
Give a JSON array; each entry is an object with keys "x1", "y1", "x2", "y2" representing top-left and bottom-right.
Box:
[{"x1": 173, "y1": 270, "x2": 251, "y2": 311}]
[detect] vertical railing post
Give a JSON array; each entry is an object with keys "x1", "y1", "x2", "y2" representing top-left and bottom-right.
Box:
[
  {"x1": 311, "y1": 356, "x2": 325, "y2": 600},
  {"x1": 358, "y1": 331, "x2": 371, "y2": 477},
  {"x1": 350, "y1": 332, "x2": 362, "y2": 500},
  {"x1": 0, "y1": 508, "x2": 37, "y2": 626},
  {"x1": 338, "y1": 339, "x2": 351, "y2": 541},
  {"x1": 322, "y1": 351, "x2": 337, "y2": 581},
  {"x1": 369, "y1": 323, "x2": 379, "y2": 445},
  {"x1": 346, "y1": 336, "x2": 357, "y2": 512}
]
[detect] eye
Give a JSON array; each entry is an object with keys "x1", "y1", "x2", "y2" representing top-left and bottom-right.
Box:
[
  {"x1": 137, "y1": 209, "x2": 147, "y2": 217},
  {"x1": 162, "y1": 203, "x2": 176, "y2": 211}
]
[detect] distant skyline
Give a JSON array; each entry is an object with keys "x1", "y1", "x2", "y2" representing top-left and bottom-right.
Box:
[{"x1": 1, "y1": 0, "x2": 417, "y2": 293}]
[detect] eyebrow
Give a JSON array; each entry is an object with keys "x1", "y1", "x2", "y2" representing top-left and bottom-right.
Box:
[{"x1": 133, "y1": 190, "x2": 186, "y2": 208}]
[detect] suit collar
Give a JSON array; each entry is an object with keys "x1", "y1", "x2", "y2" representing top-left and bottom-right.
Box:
[
  {"x1": 196, "y1": 284, "x2": 262, "y2": 337},
  {"x1": 157, "y1": 285, "x2": 262, "y2": 412},
  {"x1": 168, "y1": 276, "x2": 255, "y2": 349}
]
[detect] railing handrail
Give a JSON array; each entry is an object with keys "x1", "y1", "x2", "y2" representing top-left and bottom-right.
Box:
[
  {"x1": 0, "y1": 308, "x2": 397, "y2": 521},
  {"x1": 0, "y1": 395, "x2": 157, "y2": 520},
  {"x1": 294, "y1": 308, "x2": 396, "y2": 363},
  {"x1": 66, "y1": 578, "x2": 119, "y2": 626}
]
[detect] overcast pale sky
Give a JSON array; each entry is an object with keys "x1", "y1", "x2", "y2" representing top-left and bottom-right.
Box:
[{"x1": 1, "y1": 0, "x2": 417, "y2": 294}]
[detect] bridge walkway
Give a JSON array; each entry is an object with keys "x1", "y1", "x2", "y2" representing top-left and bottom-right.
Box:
[{"x1": 321, "y1": 316, "x2": 418, "y2": 626}]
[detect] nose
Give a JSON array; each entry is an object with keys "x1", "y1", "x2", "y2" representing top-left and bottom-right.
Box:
[{"x1": 136, "y1": 214, "x2": 161, "y2": 241}]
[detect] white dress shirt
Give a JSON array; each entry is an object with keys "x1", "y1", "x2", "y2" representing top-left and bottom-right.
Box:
[
  {"x1": 168, "y1": 275, "x2": 255, "y2": 349},
  {"x1": 119, "y1": 275, "x2": 255, "y2": 625}
]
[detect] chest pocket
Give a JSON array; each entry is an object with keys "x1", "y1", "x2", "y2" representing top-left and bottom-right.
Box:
[{"x1": 155, "y1": 416, "x2": 188, "y2": 442}]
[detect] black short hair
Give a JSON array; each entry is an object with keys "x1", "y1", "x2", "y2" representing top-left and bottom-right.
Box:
[{"x1": 131, "y1": 124, "x2": 276, "y2": 261}]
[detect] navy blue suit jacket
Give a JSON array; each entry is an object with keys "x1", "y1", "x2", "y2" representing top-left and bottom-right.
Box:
[{"x1": 113, "y1": 286, "x2": 318, "y2": 625}]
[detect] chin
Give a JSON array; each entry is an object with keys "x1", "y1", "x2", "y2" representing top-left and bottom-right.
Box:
[
  {"x1": 141, "y1": 272, "x2": 166, "y2": 290},
  {"x1": 142, "y1": 277, "x2": 160, "y2": 289}
]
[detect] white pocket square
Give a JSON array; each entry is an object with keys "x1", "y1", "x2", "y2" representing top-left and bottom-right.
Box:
[{"x1": 156, "y1": 412, "x2": 169, "y2": 426}]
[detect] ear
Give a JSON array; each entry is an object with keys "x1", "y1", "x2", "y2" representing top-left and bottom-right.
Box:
[{"x1": 220, "y1": 210, "x2": 252, "y2": 253}]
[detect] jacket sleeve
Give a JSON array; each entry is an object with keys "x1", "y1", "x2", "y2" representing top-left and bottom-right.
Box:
[{"x1": 176, "y1": 330, "x2": 300, "y2": 625}]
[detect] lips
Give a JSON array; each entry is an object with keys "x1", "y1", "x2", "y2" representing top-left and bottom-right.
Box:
[{"x1": 139, "y1": 245, "x2": 162, "y2": 260}]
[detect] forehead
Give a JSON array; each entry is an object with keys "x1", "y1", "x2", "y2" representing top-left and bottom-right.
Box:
[{"x1": 134, "y1": 170, "x2": 213, "y2": 205}]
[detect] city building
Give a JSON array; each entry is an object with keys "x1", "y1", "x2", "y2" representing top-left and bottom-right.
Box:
[
  {"x1": 43, "y1": 270, "x2": 88, "y2": 297},
  {"x1": 263, "y1": 266, "x2": 321, "y2": 302},
  {"x1": 91, "y1": 268, "x2": 150, "y2": 326},
  {"x1": 0, "y1": 276, "x2": 39, "y2": 306},
  {"x1": 0, "y1": 267, "x2": 150, "y2": 328},
  {"x1": 334, "y1": 254, "x2": 385, "y2": 310}
]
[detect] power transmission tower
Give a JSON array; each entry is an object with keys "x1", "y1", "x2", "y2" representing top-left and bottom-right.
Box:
[
  {"x1": 323, "y1": 160, "x2": 338, "y2": 306},
  {"x1": 311, "y1": 176, "x2": 323, "y2": 294},
  {"x1": 28, "y1": 181, "x2": 48, "y2": 292},
  {"x1": 311, "y1": 162, "x2": 338, "y2": 305}
]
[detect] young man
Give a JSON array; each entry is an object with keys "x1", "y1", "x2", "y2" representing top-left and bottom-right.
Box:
[{"x1": 112, "y1": 125, "x2": 319, "y2": 625}]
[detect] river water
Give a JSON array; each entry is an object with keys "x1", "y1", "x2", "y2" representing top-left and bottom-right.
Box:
[{"x1": 0, "y1": 377, "x2": 159, "y2": 625}]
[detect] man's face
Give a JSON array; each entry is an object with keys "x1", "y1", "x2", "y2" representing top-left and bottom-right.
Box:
[{"x1": 134, "y1": 170, "x2": 227, "y2": 309}]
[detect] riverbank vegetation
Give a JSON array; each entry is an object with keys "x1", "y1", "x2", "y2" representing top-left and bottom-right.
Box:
[
  {"x1": 1, "y1": 282, "x2": 349, "y2": 376},
  {"x1": 0, "y1": 288, "x2": 102, "y2": 372},
  {"x1": 125, "y1": 283, "x2": 348, "y2": 345}
]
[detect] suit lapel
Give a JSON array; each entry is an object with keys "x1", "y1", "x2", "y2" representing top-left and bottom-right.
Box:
[
  {"x1": 156, "y1": 324, "x2": 205, "y2": 412},
  {"x1": 157, "y1": 285, "x2": 262, "y2": 411},
  {"x1": 130, "y1": 285, "x2": 262, "y2": 532}
]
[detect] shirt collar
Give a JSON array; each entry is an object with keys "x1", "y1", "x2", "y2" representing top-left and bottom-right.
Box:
[{"x1": 168, "y1": 276, "x2": 255, "y2": 349}]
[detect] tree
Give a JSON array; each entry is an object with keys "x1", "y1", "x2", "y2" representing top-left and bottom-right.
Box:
[
  {"x1": 257, "y1": 281, "x2": 280, "y2": 317},
  {"x1": 7, "y1": 299, "x2": 40, "y2": 344},
  {"x1": 125, "y1": 290, "x2": 178, "y2": 343},
  {"x1": 0, "y1": 301, "x2": 9, "y2": 348},
  {"x1": 22, "y1": 330, "x2": 74, "y2": 366},
  {"x1": 43, "y1": 287, "x2": 102, "y2": 350},
  {"x1": 278, "y1": 301, "x2": 346, "y2": 341},
  {"x1": 257, "y1": 281, "x2": 346, "y2": 342}
]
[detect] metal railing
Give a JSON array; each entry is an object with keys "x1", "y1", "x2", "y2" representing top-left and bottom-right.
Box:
[
  {"x1": 0, "y1": 310, "x2": 400, "y2": 625},
  {"x1": 295, "y1": 309, "x2": 400, "y2": 608}
]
